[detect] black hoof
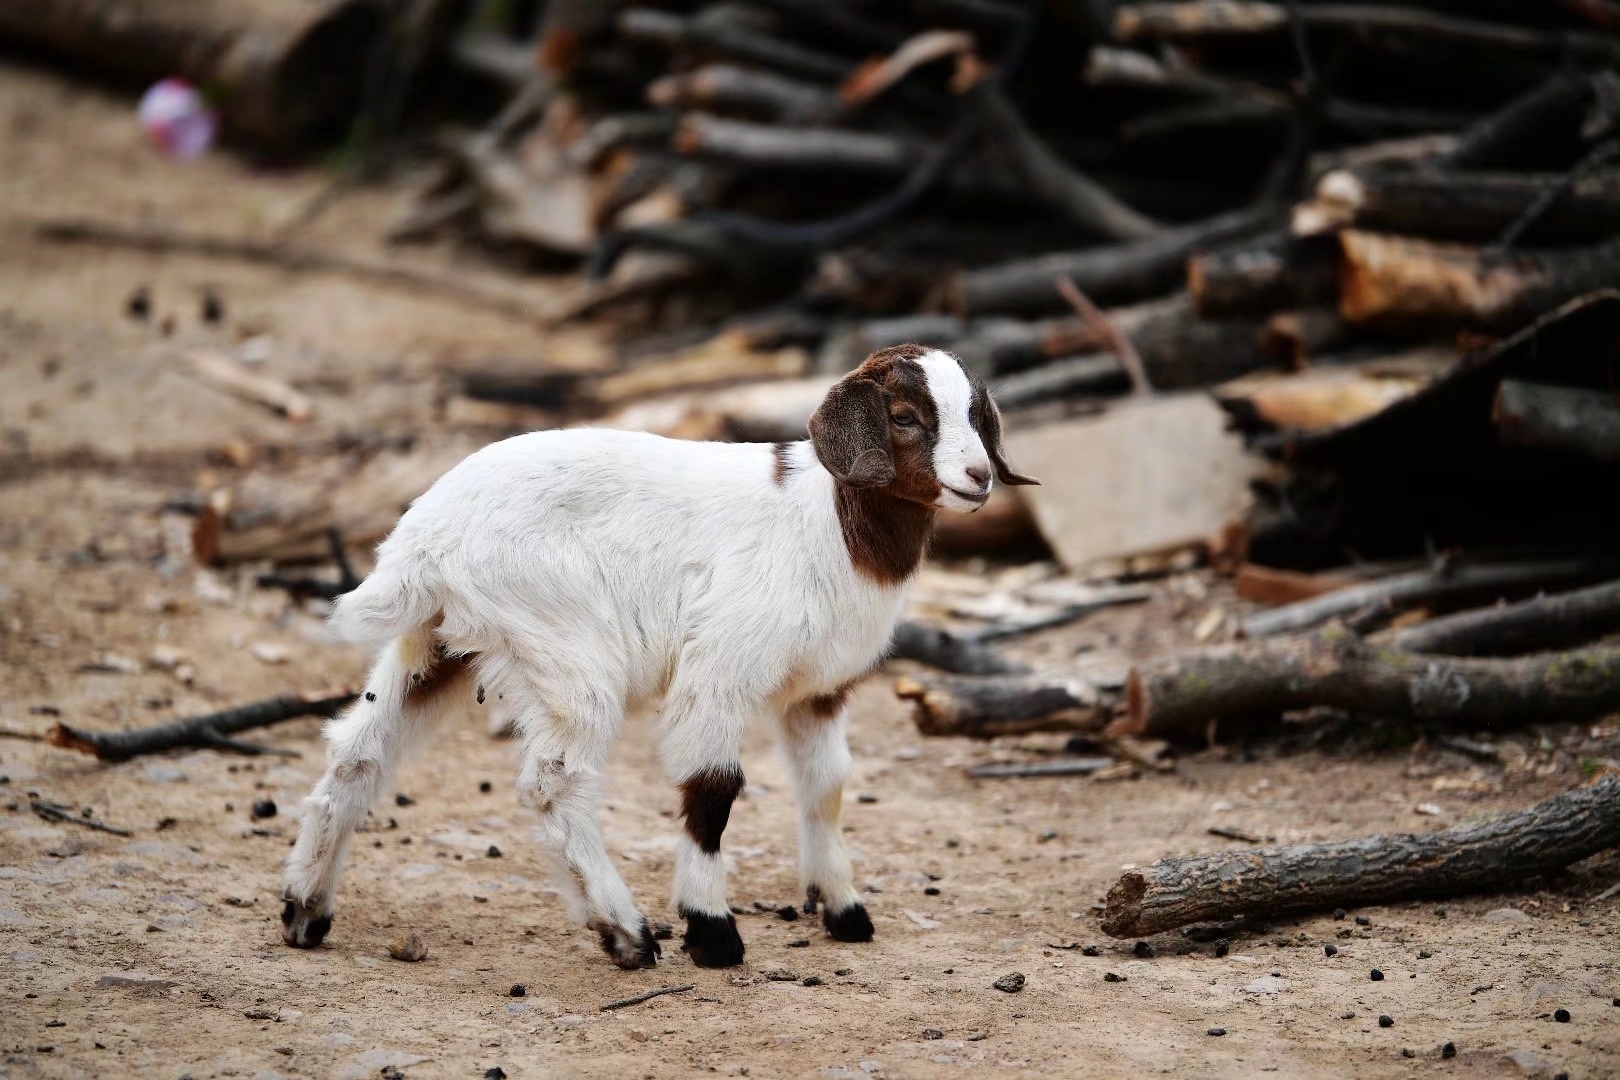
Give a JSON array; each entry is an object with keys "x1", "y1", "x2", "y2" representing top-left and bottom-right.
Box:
[
  {"x1": 680, "y1": 908, "x2": 746, "y2": 968},
  {"x1": 595, "y1": 919, "x2": 661, "y2": 969},
  {"x1": 281, "y1": 898, "x2": 332, "y2": 948},
  {"x1": 823, "y1": 902, "x2": 874, "y2": 943}
]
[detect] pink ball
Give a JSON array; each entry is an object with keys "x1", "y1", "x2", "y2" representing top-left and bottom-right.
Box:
[{"x1": 137, "y1": 78, "x2": 217, "y2": 158}]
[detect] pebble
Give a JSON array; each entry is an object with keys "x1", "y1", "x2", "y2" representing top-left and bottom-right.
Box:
[
  {"x1": 509, "y1": 985, "x2": 526, "y2": 998},
  {"x1": 479, "y1": 781, "x2": 492, "y2": 793},
  {"x1": 788, "y1": 939, "x2": 810, "y2": 948},
  {"x1": 763, "y1": 969, "x2": 798, "y2": 982},
  {"x1": 395, "y1": 793, "x2": 415, "y2": 807},
  {"x1": 1434, "y1": 906, "x2": 1447, "y2": 917},
  {"x1": 1080, "y1": 945, "x2": 1100, "y2": 957},
  {"x1": 250, "y1": 799, "x2": 277, "y2": 821},
  {"x1": 1417, "y1": 950, "x2": 1431, "y2": 959},
  {"x1": 1355, "y1": 916, "x2": 1371, "y2": 927},
  {"x1": 777, "y1": 905, "x2": 799, "y2": 922},
  {"x1": 1554, "y1": 1009, "x2": 1570, "y2": 1023},
  {"x1": 835, "y1": 969, "x2": 852, "y2": 977},
  {"x1": 1214, "y1": 940, "x2": 1230, "y2": 958},
  {"x1": 1378, "y1": 1015, "x2": 1394, "y2": 1028},
  {"x1": 921, "y1": 1029, "x2": 943, "y2": 1040},
  {"x1": 1324, "y1": 944, "x2": 1337, "y2": 957},
  {"x1": 127, "y1": 286, "x2": 151, "y2": 320},
  {"x1": 1370, "y1": 969, "x2": 1384, "y2": 981},
  {"x1": 201, "y1": 289, "x2": 224, "y2": 324},
  {"x1": 1133, "y1": 941, "x2": 1154, "y2": 958},
  {"x1": 1401, "y1": 1048, "x2": 1415, "y2": 1058},
  {"x1": 1441, "y1": 1042, "x2": 1456, "y2": 1059},
  {"x1": 388, "y1": 933, "x2": 428, "y2": 962},
  {"x1": 993, "y1": 972, "x2": 1026, "y2": 993},
  {"x1": 1333, "y1": 909, "x2": 1347, "y2": 920},
  {"x1": 485, "y1": 1069, "x2": 507, "y2": 1080},
  {"x1": 924, "y1": 886, "x2": 940, "y2": 896},
  {"x1": 1102, "y1": 972, "x2": 1125, "y2": 983},
  {"x1": 801, "y1": 976, "x2": 823, "y2": 987},
  {"x1": 487, "y1": 846, "x2": 501, "y2": 858},
  {"x1": 1207, "y1": 1028, "x2": 1226, "y2": 1037},
  {"x1": 1340, "y1": 1012, "x2": 1355, "y2": 1020}
]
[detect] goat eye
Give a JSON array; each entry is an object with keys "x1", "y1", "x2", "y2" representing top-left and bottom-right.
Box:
[{"x1": 891, "y1": 412, "x2": 917, "y2": 428}]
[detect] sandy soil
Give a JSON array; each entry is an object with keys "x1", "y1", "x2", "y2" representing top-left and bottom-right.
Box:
[{"x1": 3, "y1": 62, "x2": 1619, "y2": 1080}]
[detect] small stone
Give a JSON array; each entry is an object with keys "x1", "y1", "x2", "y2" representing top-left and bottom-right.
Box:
[
  {"x1": 924, "y1": 886, "x2": 940, "y2": 896},
  {"x1": 1401, "y1": 1048, "x2": 1415, "y2": 1058},
  {"x1": 1214, "y1": 940, "x2": 1230, "y2": 958},
  {"x1": 127, "y1": 287, "x2": 151, "y2": 320},
  {"x1": 485, "y1": 1069, "x2": 507, "y2": 1080},
  {"x1": 1434, "y1": 906, "x2": 1447, "y2": 918},
  {"x1": 857, "y1": 794, "x2": 878, "y2": 804},
  {"x1": 801, "y1": 976, "x2": 823, "y2": 987},
  {"x1": 479, "y1": 781, "x2": 492, "y2": 793},
  {"x1": 835, "y1": 969, "x2": 852, "y2": 977},
  {"x1": 777, "y1": 905, "x2": 799, "y2": 922},
  {"x1": 1417, "y1": 950, "x2": 1432, "y2": 959},
  {"x1": 45, "y1": 1020, "x2": 65, "y2": 1028},
  {"x1": 250, "y1": 799, "x2": 277, "y2": 821},
  {"x1": 250, "y1": 642, "x2": 290, "y2": 665},
  {"x1": 763, "y1": 969, "x2": 798, "y2": 982},
  {"x1": 1355, "y1": 915, "x2": 1371, "y2": 926},
  {"x1": 1080, "y1": 944, "x2": 1101, "y2": 956},
  {"x1": 652, "y1": 922, "x2": 674, "y2": 940},
  {"x1": 1441, "y1": 1042, "x2": 1456, "y2": 1059},
  {"x1": 201, "y1": 289, "x2": 224, "y2": 324},
  {"x1": 388, "y1": 932, "x2": 428, "y2": 962},
  {"x1": 993, "y1": 972, "x2": 1026, "y2": 993},
  {"x1": 1554, "y1": 1008, "x2": 1570, "y2": 1023},
  {"x1": 395, "y1": 793, "x2": 415, "y2": 807},
  {"x1": 1324, "y1": 944, "x2": 1337, "y2": 957},
  {"x1": 1102, "y1": 972, "x2": 1125, "y2": 983},
  {"x1": 1208, "y1": 1028, "x2": 1226, "y2": 1037},
  {"x1": 487, "y1": 846, "x2": 502, "y2": 858},
  {"x1": 921, "y1": 1029, "x2": 943, "y2": 1040},
  {"x1": 1333, "y1": 908, "x2": 1347, "y2": 920},
  {"x1": 788, "y1": 939, "x2": 810, "y2": 948},
  {"x1": 1378, "y1": 1015, "x2": 1394, "y2": 1028},
  {"x1": 1133, "y1": 941, "x2": 1154, "y2": 958},
  {"x1": 1340, "y1": 1012, "x2": 1355, "y2": 1020},
  {"x1": 1370, "y1": 969, "x2": 1384, "y2": 981},
  {"x1": 509, "y1": 984, "x2": 526, "y2": 998}
]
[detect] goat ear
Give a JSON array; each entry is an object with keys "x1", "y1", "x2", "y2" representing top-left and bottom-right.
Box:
[
  {"x1": 809, "y1": 377, "x2": 895, "y2": 488},
  {"x1": 975, "y1": 389, "x2": 1039, "y2": 487}
]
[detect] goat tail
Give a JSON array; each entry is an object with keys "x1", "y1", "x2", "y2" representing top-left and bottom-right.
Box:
[{"x1": 328, "y1": 550, "x2": 442, "y2": 645}]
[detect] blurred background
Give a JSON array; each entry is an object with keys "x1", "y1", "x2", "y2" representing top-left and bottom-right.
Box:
[{"x1": 4, "y1": 4, "x2": 1620, "y2": 1076}]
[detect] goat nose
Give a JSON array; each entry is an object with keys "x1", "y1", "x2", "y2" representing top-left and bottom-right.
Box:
[{"x1": 965, "y1": 465, "x2": 990, "y2": 488}]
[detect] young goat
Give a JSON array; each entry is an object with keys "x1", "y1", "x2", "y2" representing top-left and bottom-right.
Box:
[{"x1": 280, "y1": 344, "x2": 1036, "y2": 968}]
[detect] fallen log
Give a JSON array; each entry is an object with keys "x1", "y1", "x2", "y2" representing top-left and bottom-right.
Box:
[
  {"x1": 1392, "y1": 578, "x2": 1620, "y2": 656},
  {"x1": 888, "y1": 622, "x2": 1029, "y2": 677},
  {"x1": 1294, "y1": 167, "x2": 1620, "y2": 243},
  {"x1": 1241, "y1": 556, "x2": 1610, "y2": 638},
  {"x1": 1187, "y1": 232, "x2": 1339, "y2": 319},
  {"x1": 0, "y1": 0, "x2": 386, "y2": 146},
  {"x1": 1101, "y1": 773, "x2": 1620, "y2": 937},
  {"x1": 1257, "y1": 308, "x2": 1352, "y2": 366},
  {"x1": 674, "y1": 114, "x2": 924, "y2": 174},
  {"x1": 1213, "y1": 347, "x2": 1454, "y2": 436},
  {"x1": 1116, "y1": 627, "x2": 1620, "y2": 740},
  {"x1": 895, "y1": 673, "x2": 1109, "y2": 739},
  {"x1": 1437, "y1": 69, "x2": 1593, "y2": 171},
  {"x1": 47, "y1": 689, "x2": 358, "y2": 762},
  {"x1": 646, "y1": 64, "x2": 839, "y2": 123},
  {"x1": 1338, "y1": 231, "x2": 1620, "y2": 332},
  {"x1": 616, "y1": 7, "x2": 854, "y2": 82},
  {"x1": 954, "y1": 206, "x2": 1277, "y2": 315},
  {"x1": 1494, "y1": 380, "x2": 1620, "y2": 463},
  {"x1": 185, "y1": 350, "x2": 313, "y2": 421}
]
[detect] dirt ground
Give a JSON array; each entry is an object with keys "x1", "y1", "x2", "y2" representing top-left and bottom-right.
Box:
[{"x1": 3, "y1": 62, "x2": 1620, "y2": 1080}]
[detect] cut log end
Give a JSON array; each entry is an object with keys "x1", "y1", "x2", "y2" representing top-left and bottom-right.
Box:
[
  {"x1": 45, "y1": 722, "x2": 102, "y2": 759},
  {"x1": 1099, "y1": 870, "x2": 1150, "y2": 937}
]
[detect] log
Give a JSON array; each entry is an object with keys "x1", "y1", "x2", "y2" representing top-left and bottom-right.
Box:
[
  {"x1": 1294, "y1": 167, "x2": 1620, "y2": 243},
  {"x1": 953, "y1": 206, "x2": 1278, "y2": 315},
  {"x1": 1187, "y1": 231, "x2": 1341, "y2": 319},
  {"x1": 1494, "y1": 380, "x2": 1620, "y2": 463},
  {"x1": 1391, "y1": 578, "x2": 1620, "y2": 657},
  {"x1": 1338, "y1": 230, "x2": 1620, "y2": 332},
  {"x1": 1101, "y1": 773, "x2": 1620, "y2": 937},
  {"x1": 1241, "y1": 556, "x2": 1611, "y2": 638},
  {"x1": 47, "y1": 689, "x2": 359, "y2": 762},
  {"x1": 889, "y1": 622, "x2": 1030, "y2": 677},
  {"x1": 965, "y1": 757, "x2": 1116, "y2": 779},
  {"x1": 991, "y1": 356, "x2": 1125, "y2": 409},
  {"x1": 0, "y1": 0, "x2": 385, "y2": 145},
  {"x1": 645, "y1": 64, "x2": 839, "y2": 123},
  {"x1": 1213, "y1": 347, "x2": 1454, "y2": 435},
  {"x1": 1257, "y1": 308, "x2": 1351, "y2": 366},
  {"x1": 1117, "y1": 626, "x2": 1620, "y2": 740},
  {"x1": 1438, "y1": 70, "x2": 1592, "y2": 171},
  {"x1": 674, "y1": 114, "x2": 924, "y2": 174},
  {"x1": 616, "y1": 7, "x2": 854, "y2": 82},
  {"x1": 185, "y1": 350, "x2": 313, "y2": 421},
  {"x1": 894, "y1": 674, "x2": 1109, "y2": 739}
]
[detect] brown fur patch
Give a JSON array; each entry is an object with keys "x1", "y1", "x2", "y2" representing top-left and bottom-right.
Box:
[
  {"x1": 678, "y1": 766, "x2": 746, "y2": 854},
  {"x1": 404, "y1": 648, "x2": 474, "y2": 706},
  {"x1": 772, "y1": 441, "x2": 794, "y2": 486},
  {"x1": 805, "y1": 686, "x2": 851, "y2": 718}
]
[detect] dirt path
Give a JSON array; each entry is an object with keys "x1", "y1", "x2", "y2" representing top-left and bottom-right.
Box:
[{"x1": 2, "y1": 62, "x2": 1619, "y2": 1080}]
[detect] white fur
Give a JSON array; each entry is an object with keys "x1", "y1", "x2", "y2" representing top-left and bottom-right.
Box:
[{"x1": 917, "y1": 350, "x2": 993, "y2": 512}]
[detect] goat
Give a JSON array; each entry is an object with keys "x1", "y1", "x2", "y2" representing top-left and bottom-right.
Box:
[{"x1": 279, "y1": 344, "x2": 1036, "y2": 968}]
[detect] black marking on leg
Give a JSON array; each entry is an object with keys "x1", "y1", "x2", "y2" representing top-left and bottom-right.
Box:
[
  {"x1": 364, "y1": 692, "x2": 376, "y2": 702},
  {"x1": 678, "y1": 765, "x2": 744, "y2": 854},
  {"x1": 594, "y1": 919, "x2": 661, "y2": 969},
  {"x1": 477, "y1": 685, "x2": 485, "y2": 705},
  {"x1": 803, "y1": 884, "x2": 821, "y2": 915},
  {"x1": 679, "y1": 907, "x2": 746, "y2": 968},
  {"x1": 281, "y1": 899, "x2": 332, "y2": 948},
  {"x1": 823, "y1": 902, "x2": 874, "y2": 943}
]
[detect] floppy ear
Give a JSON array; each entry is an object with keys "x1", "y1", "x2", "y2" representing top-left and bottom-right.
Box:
[
  {"x1": 974, "y1": 389, "x2": 1039, "y2": 486},
  {"x1": 809, "y1": 377, "x2": 895, "y2": 488}
]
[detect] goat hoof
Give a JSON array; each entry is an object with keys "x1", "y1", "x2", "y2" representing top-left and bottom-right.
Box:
[
  {"x1": 281, "y1": 898, "x2": 333, "y2": 948},
  {"x1": 597, "y1": 919, "x2": 661, "y2": 969},
  {"x1": 823, "y1": 902, "x2": 874, "y2": 943},
  {"x1": 680, "y1": 909, "x2": 745, "y2": 968}
]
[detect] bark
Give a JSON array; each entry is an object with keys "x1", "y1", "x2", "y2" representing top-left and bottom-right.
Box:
[
  {"x1": 1102, "y1": 773, "x2": 1620, "y2": 937},
  {"x1": 1118, "y1": 627, "x2": 1620, "y2": 740},
  {"x1": 1295, "y1": 167, "x2": 1620, "y2": 243},
  {"x1": 895, "y1": 674, "x2": 1109, "y2": 739},
  {"x1": 1187, "y1": 231, "x2": 1339, "y2": 319},
  {"x1": 1338, "y1": 230, "x2": 1620, "y2": 332},
  {"x1": 1494, "y1": 380, "x2": 1620, "y2": 463},
  {"x1": 1391, "y1": 578, "x2": 1620, "y2": 657},
  {"x1": 953, "y1": 206, "x2": 1278, "y2": 315},
  {"x1": 888, "y1": 622, "x2": 1030, "y2": 677},
  {"x1": 674, "y1": 114, "x2": 923, "y2": 174},
  {"x1": 1241, "y1": 556, "x2": 1611, "y2": 638},
  {"x1": 0, "y1": 0, "x2": 385, "y2": 145},
  {"x1": 47, "y1": 690, "x2": 358, "y2": 762}
]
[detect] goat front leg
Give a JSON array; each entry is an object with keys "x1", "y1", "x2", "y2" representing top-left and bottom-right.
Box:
[
  {"x1": 779, "y1": 695, "x2": 873, "y2": 942},
  {"x1": 660, "y1": 691, "x2": 749, "y2": 968}
]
